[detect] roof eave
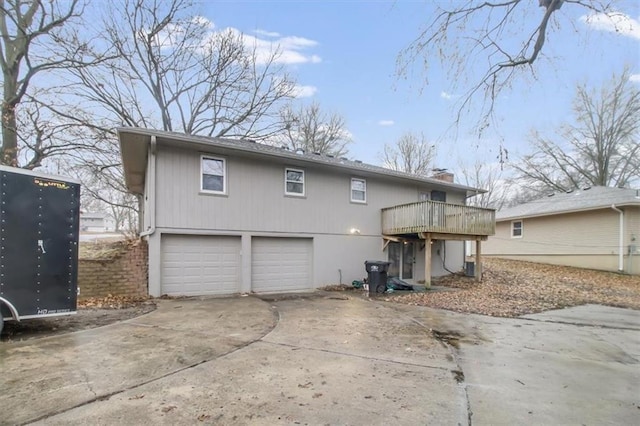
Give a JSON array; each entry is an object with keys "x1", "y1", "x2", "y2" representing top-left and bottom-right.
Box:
[
  {"x1": 117, "y1": 127, "x2": 487, "y2": 196},
  {"x1": 496, "y1": 202, "x2": 640, "y2": 221},
  {"x1": 118, "y1": 129, "x2": 150, "y2": 195}
]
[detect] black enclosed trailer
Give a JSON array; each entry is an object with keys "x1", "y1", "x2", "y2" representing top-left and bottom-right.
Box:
[{"x1": 0, "y1": 166, "x2": 80, "y2": 333}]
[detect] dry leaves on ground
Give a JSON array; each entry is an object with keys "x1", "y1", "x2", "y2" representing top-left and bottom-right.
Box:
[
  {"x1": 385, "y1": 258, "x2": 640, "y2": 317},
  {"x1": 78, "y1": 294, "x2": 151, "y2": 309}
]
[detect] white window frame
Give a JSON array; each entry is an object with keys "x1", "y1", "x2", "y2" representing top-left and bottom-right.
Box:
[
  {"x1": 284, "y1": 167, "x2": 305, "y2": 197},
  {"x1": 200, "y1": 155, "x2": 227, "y2": 195},
  {"x1": 350, "y1": 178, "x2": 367, "y2": 203},
  {"x1": 511, "y1": 220, "x2": 523, "y2": 238}
]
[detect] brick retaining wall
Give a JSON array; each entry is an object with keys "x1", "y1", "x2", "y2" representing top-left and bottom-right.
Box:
[{"x1": 77, "y1": 239, "x2": 148, "y2": 299}]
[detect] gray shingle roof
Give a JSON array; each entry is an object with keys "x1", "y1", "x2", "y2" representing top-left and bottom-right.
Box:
[
  {"x1": 496, "y1": 186, "x2": 640, "y2": 221},
  {"x1": 118, "y1": 127, "x2": 485, "y2": 196}
]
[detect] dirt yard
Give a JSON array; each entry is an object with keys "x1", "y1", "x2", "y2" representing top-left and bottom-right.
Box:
[
  {"x1": 385, "y1": 258, "x2": 640, "y2": 317},
  {"x1": 1, "y1": 296, "x2": 155, "y2": 342}
]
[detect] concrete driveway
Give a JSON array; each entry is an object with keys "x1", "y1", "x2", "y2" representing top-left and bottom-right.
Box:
[{"x1": 0, "y1": 295, "x2": 638, "y2": 425}]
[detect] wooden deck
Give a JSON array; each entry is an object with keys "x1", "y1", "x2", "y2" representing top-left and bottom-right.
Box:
[
  {"x1": 382, "y1": 200, "x2": 495, "y2": 287},
  {"x1": 381, "y1": 200, "x2": 495, "y2": 237}
]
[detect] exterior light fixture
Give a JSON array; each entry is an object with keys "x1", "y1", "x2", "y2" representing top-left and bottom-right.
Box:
[{"x1": 349, "y1": 228, "x2": 360, "y2": 235}]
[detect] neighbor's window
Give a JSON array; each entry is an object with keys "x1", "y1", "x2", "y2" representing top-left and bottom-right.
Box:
[
  {"x1": 511, "y1": 220, "x2": 523, "y2": 238},
  {"x1": 201, "y1": 155, "x2": 226, "y2": 194},
  {"x1": 285, "y1": 168, "x2": 305, "y2": 196},
  {"x1": 351, "y1": 178, "x2": 366, "y2": 203}
]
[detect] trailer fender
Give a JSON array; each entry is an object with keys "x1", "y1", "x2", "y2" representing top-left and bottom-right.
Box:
[{"x1": 0, "y1": 297, "x2": 20, "y2": 321}]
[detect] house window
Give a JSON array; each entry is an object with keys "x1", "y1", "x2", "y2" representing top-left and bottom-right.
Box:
[
  {"x1": 285, "y1": 168, "x2": 305, "y2": 196},
  {"x1": 418, "y1": 191, "x2": 430, "y2": 201},
  {"x1": 511, "y1": 220, "x2": 523, "y2": 238},
  {"x1": 431, "y1": 190, "x2": 447, "y2": 202},
  {"x1": 201, "y1": 155, "x2": 226, "y2": 194},
  {"x1": 351, "y1": 178, "x2": 366, "y2": 203}
]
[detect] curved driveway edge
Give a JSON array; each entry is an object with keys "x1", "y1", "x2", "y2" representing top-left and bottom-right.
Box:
[
  {"x1": 27, "y1": 295, "x2": 466, "y2": 425},
  {"x1": 0, "y1": 297, "x2": 277, "y2": 426},
  {"x1": 3, "y1": 295, "x2": 638, "y2": 425}
]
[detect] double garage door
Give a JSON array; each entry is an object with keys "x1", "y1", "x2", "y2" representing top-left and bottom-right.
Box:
[{"x1": 161, "y1": 235, "x2": 312, "y2": 296}]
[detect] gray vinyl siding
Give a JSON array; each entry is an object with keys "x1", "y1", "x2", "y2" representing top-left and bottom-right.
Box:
[
  {"x1": 154, "y1": 145, "x2": 465, "y2": 234},
  {"x1": 143, "y1": 145, "x2": 470, "y2": 295}
]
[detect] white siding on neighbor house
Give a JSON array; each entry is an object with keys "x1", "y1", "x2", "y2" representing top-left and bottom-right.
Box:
[
  {"x1": 161, "y1": 235, "x2": 241, "y2": 296},
  {"x1": 251, "y1": 237, "x2": 313, "y2": 293},
  {"x1": 484, "y1": 210, "x2": 621, "y2": 256},
  {"x1": 481, "y1": 207, "x2": 640, "y2": 274},
  {"x1": 626, "y1": 206, "x2": 640, "y2": 249}
]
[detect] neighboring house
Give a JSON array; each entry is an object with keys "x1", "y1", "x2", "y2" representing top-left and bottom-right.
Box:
[
  {"x1": 80, "y1": 212, "x2": 115, "y2": 232},
  {"x1": 118, "y1": 128, "x2": 494, "y2": 297},
  {"x1": 482, "y1": 186, "x2": 640, "y2": 275}
]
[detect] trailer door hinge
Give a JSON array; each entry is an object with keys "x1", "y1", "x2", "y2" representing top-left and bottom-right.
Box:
[{"x1": 38, "y1": 239, "x2": 46, "y2": 254}]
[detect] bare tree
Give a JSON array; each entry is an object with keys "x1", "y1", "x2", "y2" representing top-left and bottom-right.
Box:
[
  {"x1": 513, "y1": 70, "x2": 640, "y2": 192},
  {"x1": 278, "y1": 102, "x2": 351, "y2": 157},
  {"x1": 66, "y1": 0, "x2": 295, "y2": 140},
  {"x1": 49, "y1": 0, "x2": 299, "y2": 226},
  {"x1": 0, "y1": 0, "x2": 101, "y2": 167},
  {"x1": 460, "y1": 161, "x2": 509, "y2": 209},
  {"x1": 381, "y1": 132, "x2": 436, "y2": 176},
  {"x1": 398, "y1": 1, "x2": 615, "y2": 130}
]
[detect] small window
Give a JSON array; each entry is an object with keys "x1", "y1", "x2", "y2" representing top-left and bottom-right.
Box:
[
  {"x1": 512, "y1": 220, "x2": 523, "y2": 238},
  {"x1": 431, "y1": 190, "x2": 447, "y2": 202},
  {"x1": 285, "y1": 168, "x2": 305, "y2": 196},
  {"x1": 351, "y1": 178, "x2": 366, "y2": 203},
  {"x1": 418, "y1": 191, "x2": 430, "y2": 201},
  {"x1": 201, "y1": 155, "x2": 226, "y2": 194}
]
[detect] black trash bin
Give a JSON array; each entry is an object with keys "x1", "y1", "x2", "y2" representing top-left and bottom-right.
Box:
[{"x1": 364, "y1": 260, "x2": 391, "y2": 294}]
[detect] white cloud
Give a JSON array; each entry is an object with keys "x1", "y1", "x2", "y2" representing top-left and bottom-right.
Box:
[
  {"x1": 580, "y1": 12, "x2": 640, "y2": 40},
  {"x1": 630, "y1": 74, "x2": 640, "y2": 83},
  {"x1": 291, "y1": 84, "x2": 318, "y2": 98},
  {"x1": 153, "y1": 17, "x2": 321, "y2": 66},
  {"x1": 378, "y1": 120, "x2": 395, "y2": 126},
  {"x1": 254, "y1": 29, "x2": 281, "y2": 38},
  {"x1": 192, "y1": 16, "x2": 215, "y2": 30},
  {"x1": 226, "y1": 29, "x2": 322, "y2": 65},
  {"x1": 278, "y1": 36, "x2": 318, "y2": 49},
  {"x1": 440, "y1": 91, "x2": 453, "y2": 100}
]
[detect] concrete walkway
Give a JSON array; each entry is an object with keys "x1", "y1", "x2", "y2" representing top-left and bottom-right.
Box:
[{"x1": 1, "y1": 296, "x2": 638, "y2": 425}]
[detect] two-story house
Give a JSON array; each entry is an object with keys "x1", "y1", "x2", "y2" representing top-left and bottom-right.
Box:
[{"x1": 118, "y1": 128, "x2": 495, "y2": 297}]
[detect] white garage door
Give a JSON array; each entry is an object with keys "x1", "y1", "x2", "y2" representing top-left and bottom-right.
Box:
[
  {"x1": 162, "y1": 235, "x2": 241, "y2": 296},
  {"x1": 251, "y1": 237, "x2": 312, "y2": 293}
]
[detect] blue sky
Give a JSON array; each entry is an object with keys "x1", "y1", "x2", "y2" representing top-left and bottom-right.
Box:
[{"x1": 198, "y1": 1, "x2": 639, "y2": 172}]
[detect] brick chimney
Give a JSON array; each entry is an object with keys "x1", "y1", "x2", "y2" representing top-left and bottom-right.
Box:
[{"x1": 431, "y1": 169, "x2": 454, "y2": 183}]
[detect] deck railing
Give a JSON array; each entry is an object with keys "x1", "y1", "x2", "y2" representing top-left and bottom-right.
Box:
[{"x1": 381, "y1": 200, "x2": 495, "y2": 236}]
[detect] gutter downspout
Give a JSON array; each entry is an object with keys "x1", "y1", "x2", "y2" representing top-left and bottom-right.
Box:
[
  {"x1": 140, "y1": 135, "x2": 157, "y2": 238},
  {"x1": 611, "y1": 205, "x2": 624, "y2": 272}
]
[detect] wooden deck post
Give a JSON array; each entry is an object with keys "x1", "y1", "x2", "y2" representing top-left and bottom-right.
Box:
[
  {"x1": 424, "y1": 234, "x2": 432, "y2": 289},
  {"x1": 475, "y1": 238, "x2": 482, "y2": 282}
]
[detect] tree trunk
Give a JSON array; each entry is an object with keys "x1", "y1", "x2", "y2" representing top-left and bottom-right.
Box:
[{"x1": 2, "y1": 74, "x2": 18, "y2": 166}]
